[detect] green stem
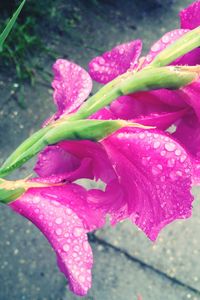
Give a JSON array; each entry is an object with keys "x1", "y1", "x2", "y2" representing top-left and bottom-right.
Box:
[
  {"x1": 1, "y1": 26, "x2": 200, "y2": 178},
  {"x1": 1, "y1": 126, "x2": 50, "y2": 170},
  {"x1": 0, "y1": 119, "x2": 128, "y2": 178},
  {"x1": 149, "y1": 26, "x2": 200, "y2": 67},
  {"x1": 66, "y1": 66, "x2": 197, "y2": 120}
]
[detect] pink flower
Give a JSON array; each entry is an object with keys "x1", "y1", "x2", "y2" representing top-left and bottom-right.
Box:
[
  {"x1": 9, "y1": 183, "x2": 105, "y2": 296},
  {"x1": 35, "y1": 127, "x2": 193, "y2": 241},
  {"x1": 35, "y1": 27, "x2": 196, "y2": 241},
  {"x1": 88, "y1": 0, "x2": 200, "y2": 167},
  {"x1": 7, "y1": 2, "x2": 200, "y2": 296}
]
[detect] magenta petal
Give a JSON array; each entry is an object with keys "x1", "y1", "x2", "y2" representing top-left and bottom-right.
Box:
[
  {"x1": 182, "y1": 81, "x2": 200, "y2": 120},
  {"x1": 172, "y1": 113, "x2": 200, "y2": 185},
  {"x1": 142, "y1": 28, "x2": 200, "y2": 67},
  {"x1": 173, "y1": 112, "x2": 200, "y2": 158},
  {"x1": 52, "y1": 59, "x2": 92, "y2": 117},
  {"x1": 58, "y1": 140, "x2": 117, "y2": 184},
  {"x1": 89, "y1": 40, "x2": 142, "y2": 84},
  {"x1": 9, "y1": 186, "x2": 93, "y2": 296},
  {"x1": 89, "y1": 107, "x2": 117, "y2": 120},
  {"x1": 142, "y1": 29, "x2": 190, "y2": 67},
  {"x1": 102, "y1": 128, "x2": 193, "y2": 241},
  {"x1": 34, "y1": 146, "x2": 93, "y2": 182},
  {"x1": 110, "y1": 91, "x2": 186, "y2": 120},
  {"x1": 133, "y1": 108, "x2": 188, "y2": 130},
  {"x1": 180, "y1": 0, "x2": 200, "y2": 29}
]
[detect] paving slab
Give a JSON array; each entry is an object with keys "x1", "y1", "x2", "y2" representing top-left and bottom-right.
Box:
[
  {"x1": 95, "y1": 187, "x2": 200, "y2": 292},
  {"x1": 0, "y1": 205, "x2": 199, "y2": 300}
]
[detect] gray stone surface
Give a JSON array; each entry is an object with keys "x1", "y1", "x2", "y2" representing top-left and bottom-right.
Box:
[
  {"x1": 95, "y1": 187, "x2": 200, "y2": 292},
  {"x1": 0, "y1": 0, "x2": 200, "y2": 299}
]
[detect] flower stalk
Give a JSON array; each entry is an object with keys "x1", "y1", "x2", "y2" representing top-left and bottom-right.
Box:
[
  {"x1": 149, "y1": 26, "x2": 200, "y2": 67},
  {"x1": 1, "y1": 27, "x2": 200, "y2": 179}
]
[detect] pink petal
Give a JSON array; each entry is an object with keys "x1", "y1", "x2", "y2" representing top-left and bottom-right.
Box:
[
  {"x1": 52, "y1": 59, "x2": 92, "y2": 117},
  {"x1": 89, "y1": 107, "x2": 117, "y2": 120},
  {"x1": 110, "y1": 91, "x2": 186, "y2": 120},
  {"x1": 182, "y1": 80, "x2": 200, "y2": 120},
  {"x1": 9, "y1": 186, "x2": 94, "y2": 296},
  {"x1": 101, "y1": 128, "x2": 193, "y2": 241},
  {"x1": 172, "y1": 113, "x2": 200, "y2": 185},
  {"x1": 142, "y1": 29, "x2": 200, "y2": 67},
  {"x1": 173, "y1": 112, "x2": 200, "y2": 158},
  {"x1": 89, "y1": 40, "x2": 142, "y2": 83},
  {"x1": 133, "y1": 108, "x2": 188, "y2": 130},
  {"x1": 142, "y1": 29, "x2": 188, "y2": 67},
  {"x1": 34, "y1": 146, "x2": 93, "y2": 182},
  {"x1": 180, "y1": 0, "x2": 200, "y2": 30},
  {"x1": 58, "y1": 140, "x2": 117, "y2": 184}
]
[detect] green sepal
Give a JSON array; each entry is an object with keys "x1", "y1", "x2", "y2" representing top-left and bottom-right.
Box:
[
  {"x1": 0, "y1": 119, "x2": 130, "y2": 178},
  {"x1": 149, "y1": 26, "x2": 200, "y2": 67},
  {"x1": 0, "y1": 180, "x2": 25, "y2": 204},
  {"x1": 120, "y1": 66, "x2": 197, "y2": 95}
]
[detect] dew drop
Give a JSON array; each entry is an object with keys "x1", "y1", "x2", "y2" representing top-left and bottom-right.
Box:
[
  {"x1": 32, "y1": 197, "x2": 41, "y2": 204},
  {"x1": 161, "y1": 150, "x2": 166, "y2": 156},
  {"x1": 73, "y1": 227, "x2": 83, "y2": 237},
  {"x1": 167, "y1": 158, "x2": 175, "y2": 167},
  {"x1": 63, "y1": 244, "x2": 70, "y2": 252},
  {"x1": 162, "y1": 35, "x2": 170, "y2": 43},
  {"x1": 175, "y1": 149, "x2": 181, "y2": 156},
  {"x1": 180, "y1": 155, "x2": 187, "y2": 162},
  {"x1": 165, "y1": 142, "x2": 176, "y2": 152},
  {"x1": 56, "y1": 228, "x2": 62, "y2": 236},
  {"x1": 139, "y1": 133, "x2": 145, "y2": 139},
  {"x1": 153, "y1": 141, "x2": 160, "y2": 149},
  {"x1": 151, "y1": 43, "x2": 161, "y2": 52},
  {"x1": 55, "y1": 217, "x2": 63, "y2": 225},
  {"x1": 83, "y1": 241, "x2": 89, "y2": 251}
]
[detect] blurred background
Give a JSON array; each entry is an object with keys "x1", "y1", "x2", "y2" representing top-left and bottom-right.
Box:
[{"x1": 0, "y1": 1, "x2": 200, "y2": 299}]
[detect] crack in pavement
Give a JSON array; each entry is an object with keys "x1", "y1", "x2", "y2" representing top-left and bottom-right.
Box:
[{"x1": 91, "y1": 234, "x2": 200, "y2": 296}]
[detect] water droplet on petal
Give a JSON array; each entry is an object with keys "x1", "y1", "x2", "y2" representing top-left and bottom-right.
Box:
[
  {"x1": 151, "y1": 43, "x2": 161, "y2": 52},
  {"x1": 55, "y1": 228, "x2": 62, "y2": 236},
  {"x1": 63, "y1": 244, "x2": 70, "y2": 252},
  {"x1": 32, "y1": 197, "x2": 41, "y2": 204},
  {"x1": 165, "y1": 142, "x2": 176, "y2": 152},
  {"x1": 180, "y1": 155, "x2": 187, "y2": 162},
  {"x1": 175, "y1": 149, "x2": 181, "y2": 156},
  {"x1": 73, "y1": 227, "x2": 83, "y2": 237},
  {"x1": 139, "y1": 133, "x2": 145, "y2": 139},
  {"x1": 153, "y1": 141, "x2": 160, "y2": 149},
  {"x1": 55, "y1": 217, "x2": 63, "y2": 225}
]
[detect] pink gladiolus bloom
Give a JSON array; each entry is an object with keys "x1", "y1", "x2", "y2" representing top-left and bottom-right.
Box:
[
  {"x1": 9, "y1": 183, "x2": 105, "y2": 296},
  {"x1": 32, "y1": 3, "x2": 200, "y2": 243},
  {"x1": 35, "y1": 127, "x2": 193, "y2": 241},
  {"x1": 8, "y1": 2, "x2": 200, "y2": 296},
  {"x1": 88, "y1": 1, "x2": 200, "y2": 162}
]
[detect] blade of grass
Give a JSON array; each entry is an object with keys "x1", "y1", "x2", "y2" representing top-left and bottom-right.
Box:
[{"x1": 0, "y1": 0, "x2": 26, "y2": 52}]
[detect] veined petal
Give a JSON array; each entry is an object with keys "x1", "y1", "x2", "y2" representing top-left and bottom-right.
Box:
[
  {"x1": 52, "y1": 59, "x2": 92, "y2": 117},
  {"x1": 34, "y1": 146, "x2": 93, "y2": 182},
  {"x1": 9, "y1": 186, "x2": 94, "y2": 296},
  {"x1": 89, "y1": 107, "x2": 117, "y2": 120},
  {"x1": 133, "y1": 108, "x2": 188, "y2": 130},
  {"x1": 110, "y1": 91, "x2": 186, "y2": 120},
  {"x1": 180, "y1": 0, "x2": 200, "y2": 30},
  {"x1": 101, "y1": 128, "x2": 193, "y2": 241},
  {"x1": 173, "y1": 112, "x2": 200, "y2": 158},
  {"x1": 172, "y1": 112, "x2": 200, "y2": 185},
  {"x1": 89, "y1": 40, "x2": 142, "y2": 84},
  {"x1": 182, "y1": 80, "x2": 200, "y2": 120},
  {"x1": 57, "y1": 140, "x2": 117, "y2": 184}
]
